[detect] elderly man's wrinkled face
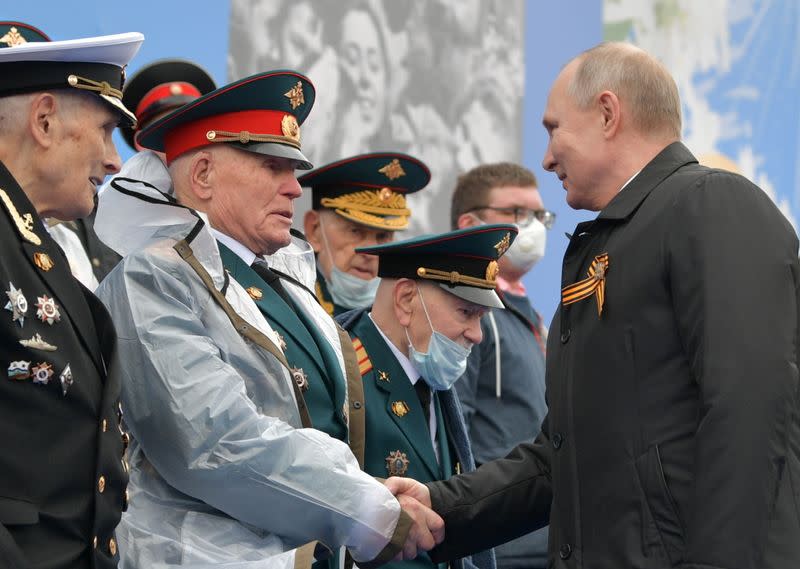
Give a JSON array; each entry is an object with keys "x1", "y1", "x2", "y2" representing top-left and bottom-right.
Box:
[
  {"x1": 210, "y1": 147, "x2": 302, "y2": 254},
  {"x1": 307, "y1": 209, "x2": 391, "y2": 281},
  {"x1": 47, "y1": 94, "x2": 122, "y2": 220},
  {"x1": 405, "y1": 282, "x2": 486, "y2": 354}
]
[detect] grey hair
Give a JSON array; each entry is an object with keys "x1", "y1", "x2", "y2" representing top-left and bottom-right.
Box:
[
  {"x1": 567, "y1": 42, "x2": 682, "y2": 140},
  {"x1": 0, "y1": 93, "x2": 34, "y2": 138},
  {"x1": 0, "y1": 89, "x2": 97, "y2": 138}
]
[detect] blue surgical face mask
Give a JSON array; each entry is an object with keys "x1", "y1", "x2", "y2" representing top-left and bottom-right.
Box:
[
  {"x1": 319, "y1": 215, "x2": 380, "y2": 309},
  {"x1": 405, "y1": 287, "x2": 472, "y2": 391}
]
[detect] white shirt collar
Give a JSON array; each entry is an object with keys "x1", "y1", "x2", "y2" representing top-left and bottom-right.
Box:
[
  {"x1": 368, "y1": 312, "x2": 438, "y2": 448},
  {"x1": 369, "y1": 312, "x2": 421, "y2": 384},
  {"x1": 210, "y1": 227, "x2": 257, "y2": 266},
  {"x1": 618, "y1": 170, "x2": 641, "y2": 193}
]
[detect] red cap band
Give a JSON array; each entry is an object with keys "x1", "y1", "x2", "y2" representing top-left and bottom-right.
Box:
[
  {"x1": 136, "y1": 81, "x2": 202, "y2": 117},
  {"x1": 163, "y1": 109, "x2": 297, "y2": 163}
]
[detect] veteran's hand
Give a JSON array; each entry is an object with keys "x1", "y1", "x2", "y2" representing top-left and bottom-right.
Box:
[
  {"x1": 385, "y1": 476, "x2": 432, "y2": 508},
  {"x1": 395, "y1": 493, "x2": 444, "y2": 560}
]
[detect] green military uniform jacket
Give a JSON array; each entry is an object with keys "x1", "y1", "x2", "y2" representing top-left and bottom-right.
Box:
[
  {"x1": 349, "y1": 310, "x2": 456, "y2": 569},
  {"x1": 219, "y1": 243, "x2": 349, "y2": 441}
]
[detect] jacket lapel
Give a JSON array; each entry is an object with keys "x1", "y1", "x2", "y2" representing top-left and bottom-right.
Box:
[
  {"x1": 0, "y1": 162, "x2": 104, "y2": 374},
  {"x1": 218, "y1": 243, "x2": 327, "y2": 376},
  {"x1": 356, "y1": 316, "x2": 440, "y2": 479}
]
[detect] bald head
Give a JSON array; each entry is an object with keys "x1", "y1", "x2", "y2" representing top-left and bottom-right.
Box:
[{"x1": 567, "y1": 42, "x2": 682, "y2": 141}]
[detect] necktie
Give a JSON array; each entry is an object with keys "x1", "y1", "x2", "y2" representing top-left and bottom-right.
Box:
[
  {"x1": 414, "y1": 380, "x2": 432, "y2": 430},
  {"x1": 251, "y1": 259, "x2": 294, "y2": 309}
]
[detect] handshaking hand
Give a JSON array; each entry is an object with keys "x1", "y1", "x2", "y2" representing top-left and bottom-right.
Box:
[{"x1": 385, "y1": 477, "x2": 442, "y2": 560}]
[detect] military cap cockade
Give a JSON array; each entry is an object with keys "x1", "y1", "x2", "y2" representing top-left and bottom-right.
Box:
[
  {"x1": 121, "y1": 58, "x2": 216, "y2": 150},
  {"x1": 0, "y1": 21, "x2": 50, "y2": 45},
  {"x1": 0, "y1": 25, "x2": 143, "y2": 126},
  {"x1": 137, "y1": 70, "x2": 315, "y2": 168},
  {"x1": 299, "y1": 152, "x2": 430, "y2": 231},
  {"x1": 357, "y1": 223, "x2": 518, "y2": 308}
]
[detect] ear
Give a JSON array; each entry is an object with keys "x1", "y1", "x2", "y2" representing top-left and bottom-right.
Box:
[
  {"x1": 304, "y1": 210, "x2": 323, "y2": 253},
  {"x1": 393, "y1": 278, "x2": 417, "y2": 328},
  {"x1": 457, "y1": 212, "x2": 479, "y2": 229},
  {"x1": 187, "y1": 151, "x2": 214, "y2": 201},
  {"x1": 598, "y1": 90, "x2": 621, "y2": 139},
  {"x1": 28, "y1": 93, "x2": 58, "y2": 149}
]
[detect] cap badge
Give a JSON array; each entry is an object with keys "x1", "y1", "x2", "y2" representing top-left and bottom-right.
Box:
[
  {"x1": 291, "y1": 366, "x2": 309, "y2": 392},
  {"x1": 169, "y1": 83, "x2": 183, "y2": 95},
  {"x1": 35, "y1": 295, "x2": 61, "y2": 325},
  {"x1": 245, "y1": 286, "x2": 263, "y2": 300},
  {"x1": 5, "y1": 282, "x2": 28, "y2": 327},
  {"x1": 0, "y1": 27, "x2": 26, "y2": 47},
  {"x1": 485, "y1": 261, "x2": 500, "y2": 283},
  {"x1": 60, "y1": 364, "x2": 74, "y2": 396},
  {"x1": 391, "y1": 400, "x2": 410, "y2": 418},
  {"x1": 494, "y1": 232, "x2": 511, "y2": 256},
  {"x1": 0, "y1": 190, "x2": 41, "y2": 245},
  {"x1": 281, "y1": 114, "x2": 301, "y2": 143},
  {"x1": 378, "y1": 159, "x2": 406, "y2": 180},
  {"x1": 378, "y1": 187, "x2": 394, "y2": 203},
  {"x1": 31, "y1": 362, "x2": 54, "y2": 385},
  {"x1": 19, "y1": 333, "x2": 57, "y2": 351},
  {"x1": 385, "y1": 450, "x2": 410, "y2": 476},
  {"x1": 7, "y1": 360, "x2": 31, "y2": 381},
  {"x1": 561, "y1": 252, "x2": 610, "y2": 317},
  {"x1": 33, "y1": 252, "x2": 54, "y2": 272},
  {"x1": 284, "y1": 81, "x2": 305, "y2": 109}
]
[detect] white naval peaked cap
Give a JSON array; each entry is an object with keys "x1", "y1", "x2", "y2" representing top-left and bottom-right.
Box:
[{"x1": 0, "y1": 32, "x2": 144, "y2": 126}]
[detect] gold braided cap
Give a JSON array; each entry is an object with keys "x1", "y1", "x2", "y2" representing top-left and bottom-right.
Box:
[{"x1": 321, "y1": 188, "x2": 411, "y2": 231}]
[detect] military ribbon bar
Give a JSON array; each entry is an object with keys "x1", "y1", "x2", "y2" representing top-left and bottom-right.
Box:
[{"x1": 561, "y1": 253, "x2": 610, "y2": 316}]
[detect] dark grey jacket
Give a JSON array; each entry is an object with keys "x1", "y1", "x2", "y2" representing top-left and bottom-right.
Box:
[{"x1": 426, "y1": 142, "x2": 800, "y2": 569}]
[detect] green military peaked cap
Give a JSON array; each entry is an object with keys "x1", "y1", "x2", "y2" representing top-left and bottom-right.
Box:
[
  {"x1": 121, "y1": 58, "x2": 216, "y2": 150},
  {"x1": 0, "y1": 21, "x2": 50, "y2": 46},
  {"x1": 137, "y1": 70, "x2": 315, "y2": 168},
  {"x1": 299, "y1": 152, "x2": 430, "y2": 231},
  {"x1": 356, "y1": 223, "x2": 518, "y2": 308}
]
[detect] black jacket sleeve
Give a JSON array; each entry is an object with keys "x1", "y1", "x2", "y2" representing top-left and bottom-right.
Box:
[{"x1": 426, "y1": 425, "x2": 553, "y2": 562}]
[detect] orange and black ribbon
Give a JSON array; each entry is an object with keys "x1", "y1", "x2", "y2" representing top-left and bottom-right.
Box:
[{"x1": 561, "y1": 253, "x2": 609, "y2": 316}]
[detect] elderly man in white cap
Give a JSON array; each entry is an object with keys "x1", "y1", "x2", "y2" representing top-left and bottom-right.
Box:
[{"x1": 0, "y1": 22, "x2": 143, "y2": 569}]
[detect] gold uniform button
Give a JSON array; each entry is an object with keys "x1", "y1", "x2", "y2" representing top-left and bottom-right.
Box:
[
  {"x1": 102, "y1": 419, "x2": 108, "y2": 432},
  {"x1": 123, "y1": 489, "x2": 129, "y2": 511},
  {"x1": 93, "y1": 536, "x2": 98, "y2": 548},
  {"x1": 98, "y1": 476, "x2": 106, "y2": 493},
  {"x1": 109, "y1": 537, "x2": 117, "y2": 556}
]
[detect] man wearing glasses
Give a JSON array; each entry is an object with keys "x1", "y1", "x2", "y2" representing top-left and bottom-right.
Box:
[{"x1": 449, "y1": 163, "x2": 554, "y2": 569}]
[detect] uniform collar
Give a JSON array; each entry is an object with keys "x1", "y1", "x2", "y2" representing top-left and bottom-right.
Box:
[
  {"x1": 210, "y1": 227, "x2": 257, "y2": 266},
  {"x1": 368, "y1": 312, "x2": 421, "y2": 384},
  {"x1": 597, "y1": 141, "x2": 697, "y2": 222}
]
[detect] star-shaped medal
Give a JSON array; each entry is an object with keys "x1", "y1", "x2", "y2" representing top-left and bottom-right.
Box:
[
  {"x1": 35, "y1": 295, "x2": 61, "y2": 325},
  {"x1": 5, "y1": 282, "x2": 28, "y2": 327}
]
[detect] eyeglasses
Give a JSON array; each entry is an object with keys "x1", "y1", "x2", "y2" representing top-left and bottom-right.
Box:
[{"x1": 470, "y1": 206, "x2": 557, "y2": 229}]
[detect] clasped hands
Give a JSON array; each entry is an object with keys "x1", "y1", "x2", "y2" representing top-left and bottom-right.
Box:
[{"x1": 384, "y1": 476, "x2": 443, "y2": 561}]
